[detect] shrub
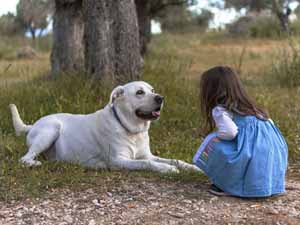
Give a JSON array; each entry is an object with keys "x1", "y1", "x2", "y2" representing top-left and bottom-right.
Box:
[
  {"x1": 248, "y1": 16, "x2": 282, "y2": 38},
  {"x1": 290, "y1": 21, "x2": 300, "y2": 36},
  {"x1": 228, "y1": 15, "x2": 283, "y2": 38},
  {"x1": 227, "y1": 16, "x2": 254, "y2": 36},
  {"x1": 269, "y1": 41, "x2": 300, "y2": 88},
  {"x1": 0, "y1": 13, "x2": 24, "y2": 36}
]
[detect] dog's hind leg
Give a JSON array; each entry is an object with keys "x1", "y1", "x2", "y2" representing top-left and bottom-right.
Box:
[{"x1": 20, "y1": 127, "x2": 60, "y2": 166}]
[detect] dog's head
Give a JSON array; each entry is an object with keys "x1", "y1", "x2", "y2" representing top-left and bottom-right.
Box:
[{"x1": 109, "y1": 81, "x2": 164, "y2": 133}]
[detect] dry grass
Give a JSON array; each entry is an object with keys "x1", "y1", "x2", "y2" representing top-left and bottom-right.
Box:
[
  {"x1": 0, "y1": 53, "x2": 49, "y2": 80},
  {"x1": 150, "y1": 33, "x2": 289, "y2": 79}
]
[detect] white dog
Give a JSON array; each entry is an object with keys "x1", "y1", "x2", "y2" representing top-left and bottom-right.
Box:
[{"x1": 10, "y1": 81, "x2": 200, "y2": 173}]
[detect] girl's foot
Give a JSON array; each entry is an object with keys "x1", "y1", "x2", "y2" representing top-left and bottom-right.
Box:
[{"x1": 209, "y1": 184, "x2": 230, "y2": 196}]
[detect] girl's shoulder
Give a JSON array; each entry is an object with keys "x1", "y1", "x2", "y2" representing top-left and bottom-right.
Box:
[
  {"x1": 233, "y1": 114, "x2": 272, "y2": 129},
  {"x1": 212, "y1": 105, "x2": 233, "y2": 119}
]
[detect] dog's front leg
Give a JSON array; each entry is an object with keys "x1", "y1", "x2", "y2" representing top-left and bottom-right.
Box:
[
  {"x1": 111, "y1": 158, "x2": 179, "y2": 173},
  {"x1": 149, "y1": 155, "x2": 202, "y2": 172}
]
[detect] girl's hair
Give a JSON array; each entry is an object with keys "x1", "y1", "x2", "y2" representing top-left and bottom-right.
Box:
[{"x1": 199, "y1": 66, "x2": 268, "y2": 135}]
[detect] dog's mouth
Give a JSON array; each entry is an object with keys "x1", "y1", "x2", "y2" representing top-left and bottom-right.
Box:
[{"x1": 135, "y1": 107, "x2": 161, "y2": 120}]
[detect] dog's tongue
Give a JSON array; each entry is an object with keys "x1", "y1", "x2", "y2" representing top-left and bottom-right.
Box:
[{"x1": 152, "y1": 111, "x2": 160, "y2": 117}]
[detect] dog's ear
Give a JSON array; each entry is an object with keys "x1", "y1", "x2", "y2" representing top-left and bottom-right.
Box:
[{"x1": 109, "y1": 85, "x2": 125, "y2": 105}]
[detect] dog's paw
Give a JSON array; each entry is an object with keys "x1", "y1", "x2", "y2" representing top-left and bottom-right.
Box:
[
  {"x1": 190, "y1": 165, "x2": 203, "y2": 173},
  {"x1": 182, "y1": 164, "x2": 203, "y2": 172},
  {"x1": 177, "y1": 161, "x2": 203, "y2": 173},
  {"x1": 160, "y1": 165, "x2": 179, "y2": 174},
  {"x1": 19, "y1": 158, "x2": 42, "y2": 167}
]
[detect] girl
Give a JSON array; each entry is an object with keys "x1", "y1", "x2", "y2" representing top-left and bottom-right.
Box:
[{"x1": 193, "y1": 66, "x2": 288, "y2": 197}]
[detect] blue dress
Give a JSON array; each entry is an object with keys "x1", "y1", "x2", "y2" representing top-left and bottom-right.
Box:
[{"x1": 193, "y1": 114, "x2": 288, "y2": 197}]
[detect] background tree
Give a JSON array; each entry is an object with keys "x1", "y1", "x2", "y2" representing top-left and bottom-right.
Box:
[
  {"x1": 155, "y1": 4, "x2": 213, "y2": 33},
  {"x1": 16, "y1": 0, "x2": 53, "y2": 42},
  {"x1": 294, "y1": 3, "x2": 300, "y2": 19},
  {"x1": 156, "y1": 4, "x2": 194, "y2": 33},
  {"x1": 0, "y1": 13, "x2": 23, "y2": 36},
  {"x1": 135, "y1": 0, "x2": 151, "y2": 56},
  {"x1": 224, "y1": 0, "x2": 271, "y2": 12},
  {"x1": 223, "y1": 0, "x2": 293, "y2": 32},
  {"x1": 50, "y1": 0, "x2": 199, "y2": 81},
  {"x1": 82, "y1": 0, "x2": 142, "y2": 81},
  {"x1": 51, "y1": 0, "x2": 84, "y2": 74},
  {"x1": 272, "y1": 0, "x2": 291, "y2": 32},
  {"x1": 192, "y1": 9, "x2": 214, "y2": 31},
  {"x1": 135, "y1": 0, "x2": 197, "y2": 55}
]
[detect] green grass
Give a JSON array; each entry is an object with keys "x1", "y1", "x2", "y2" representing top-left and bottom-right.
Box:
[
  {"x1": 0, "y1": 33, "x2": 300, "y2": 201},
  {"x1": 0, "y1": 57, "x2": 206, "y2": 201}
]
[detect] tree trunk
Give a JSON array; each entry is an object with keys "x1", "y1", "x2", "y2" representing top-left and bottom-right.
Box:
[
  {"x1": 29, "y1": 27, "x2": 36, "y2": 47},
  {"x1": 135, "y1": 0, "x2": 151, "y2": 56},
  {"x1": 272, "y1": 0, "x2": 289, "y2": 33},
  {"x1": 278, "y1": 13, "x2": 289, "y2": 33},
  {"x1": 50, "y1": 0, "x2": 84, "y2": 75},
  {"x1": 30, "y1": 28, "x2": 36, "y2": 41},
  {"x1": 38, "y1": 28, "x2": 44, "y2": 37},
  {"x1": 83, "y1": 0, "x2": 142, "y2": 82}
]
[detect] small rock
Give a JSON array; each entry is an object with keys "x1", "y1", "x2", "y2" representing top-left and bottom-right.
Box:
[
  {"x1": 17, "y1": 46, "x2": 37, "y2": 59},
  {"x1": 127, "y1": 204, "x2": 136, "y2": 208},
  {"x1": 86, "y1": 189, "x2": 94, "y2": 194},
  {"x1": 250, "y1": 204, "x2": 261, "y2": 208},
  {"x1": 147, "y1": 197, "x2": 157, "y2": 201},
  {"x1": 168, "y1": 212, "x2": 185, "y2": 218},
  {"x1": 92, "y1": 199, "x2": 101, "y2": 207},
  {"x1": 88, "y1": 219, "x2": 96, "y2": 225},
  {"x1": 183, "y1": 200, "x2": 192, "y2": 204},
  {"x1": 151, "y1": 202, "x2": 159, "y2": 207},
  {"x1": 64, "y1": 215, "x2": 73, "y2": 223},
  {"x1": 268, "y1": 209, "x2": 279, "y2": 215},
  {"x1": 16, "y1": 211, "x2": 23, "y2": 218},
  {"x1": 196, "y1": 200, "x2": 204, "y2": 205},
  {"x1": 209, "y1": 197, "x2": 218, "y2": 203}
]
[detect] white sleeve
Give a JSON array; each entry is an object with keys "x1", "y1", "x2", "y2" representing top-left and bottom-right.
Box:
[{"x1": 212, "y1": 106, "x2": 238, "y2": 140}]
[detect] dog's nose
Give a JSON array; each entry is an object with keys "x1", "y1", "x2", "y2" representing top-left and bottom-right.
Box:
[{"x1": 155, "y1": 95, "x2": 164, "y2": 104}]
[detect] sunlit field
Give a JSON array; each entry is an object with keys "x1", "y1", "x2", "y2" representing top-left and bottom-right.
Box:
[{"x1": 0, "y1": 32, "x2": 299, "y2": 201}]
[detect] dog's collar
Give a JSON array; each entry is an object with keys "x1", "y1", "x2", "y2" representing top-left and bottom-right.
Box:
[{"x1": 111, "y1": 105, "x2": 132, "y2": 133}]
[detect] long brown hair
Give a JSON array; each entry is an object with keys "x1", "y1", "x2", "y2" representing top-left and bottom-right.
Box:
[{"x1": 199, "y1": 66, "x2": 268, "y2": 135}]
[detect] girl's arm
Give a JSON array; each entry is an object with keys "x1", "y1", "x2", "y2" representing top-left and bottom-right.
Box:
[{"x1": 212, "y1": 106, "x2": 238, "y2": 140}]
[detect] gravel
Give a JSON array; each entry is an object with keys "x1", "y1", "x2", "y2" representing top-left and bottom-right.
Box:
[{"x1": 1, "y1": 175, "x2": 300, "y2": 225}]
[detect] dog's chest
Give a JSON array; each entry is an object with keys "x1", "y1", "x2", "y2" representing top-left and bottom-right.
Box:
[{"x1": 126, "y1": 132, "x2": 149, "y2": 159}]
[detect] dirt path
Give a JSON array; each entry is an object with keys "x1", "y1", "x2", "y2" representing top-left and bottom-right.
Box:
[{"x1": 1, "y1": 175, "x2": 300, "y2": 225}]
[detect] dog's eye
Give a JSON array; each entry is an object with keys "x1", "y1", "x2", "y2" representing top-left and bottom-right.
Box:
[{"x1": 136, "y1": 90, "x2": 145, "y2": 95}]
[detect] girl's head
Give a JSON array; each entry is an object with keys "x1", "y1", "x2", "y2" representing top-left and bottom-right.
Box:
[{"x1": 199, "y1": 66, "x2": 268, "y2": 133}]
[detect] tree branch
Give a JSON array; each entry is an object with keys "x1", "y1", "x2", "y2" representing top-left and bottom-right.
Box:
[{"x1": 149, "y1": 0, "x2": 193, "y2": 16}]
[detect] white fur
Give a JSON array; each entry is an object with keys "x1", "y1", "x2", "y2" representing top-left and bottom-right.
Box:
[
  {"x1": 10, "y1": 104, "x2": 32, "y2": 136},
  {"x1": 10, "y1": 81, "x2": 201, "y2": 173}
]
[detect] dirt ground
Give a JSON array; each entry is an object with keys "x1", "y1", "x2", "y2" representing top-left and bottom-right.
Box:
[{"x1": 1, "y1": 165, "x2": 300, "y2": 225}]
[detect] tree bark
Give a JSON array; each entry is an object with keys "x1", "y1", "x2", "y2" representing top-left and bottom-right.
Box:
[
  {"x1": 29, "y1": 27, "x2": 36, "y2": 45},
  {"x1": 50, "y1": 0, "x2": 84, "y2": 75},
  {"x1": 135, "y1": 0, "x2": 151, "y2": 56},
  {"x1": 83, "y1": 0, "x2": 142, "y2": 82},
  {"x1": 272, "y1": 0, "x2": 290, "y2": 33},
  {"x1": 278, "y1": 13, "x2": 289, "y2": 33}
]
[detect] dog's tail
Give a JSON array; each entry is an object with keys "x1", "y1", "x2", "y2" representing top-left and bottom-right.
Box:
[{"x1": 9, "y1": 104, "x2": 32, "y2": 136}]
